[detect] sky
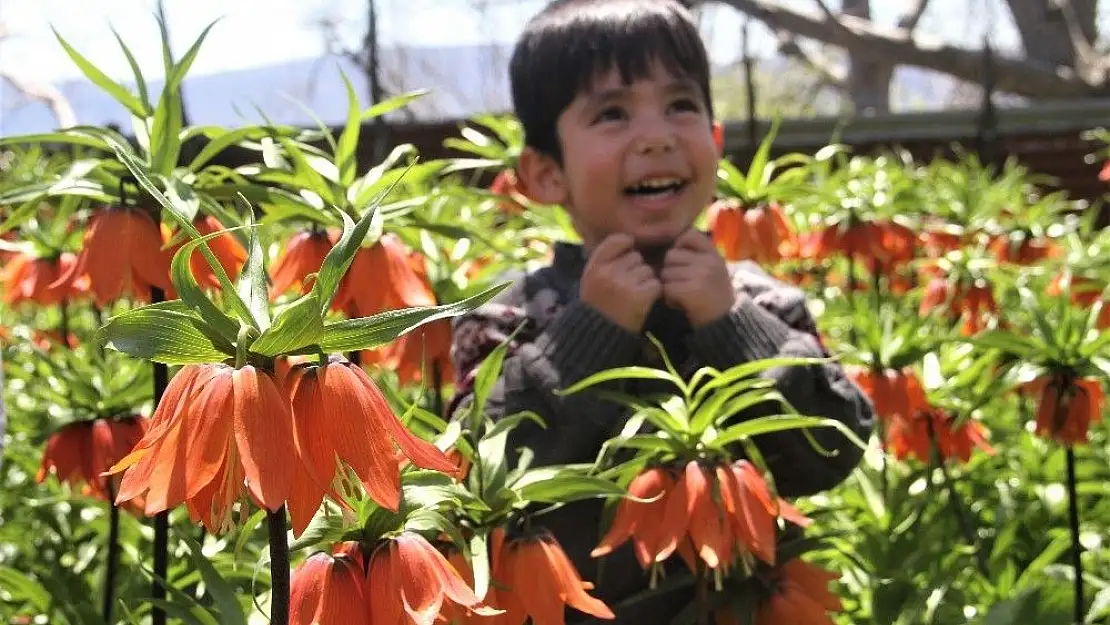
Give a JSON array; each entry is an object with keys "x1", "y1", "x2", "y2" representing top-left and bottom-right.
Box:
[{"x1": 0, "y1": 0, "x2": 1030, "y2": 85}]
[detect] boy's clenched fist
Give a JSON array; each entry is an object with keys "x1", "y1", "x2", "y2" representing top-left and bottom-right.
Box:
[
  {"x1": 661, "y1": 229, "x2": 735, "y2": 327},
  {"x1": 580, "y1": 233, "x2": 662, "y2": 332}
]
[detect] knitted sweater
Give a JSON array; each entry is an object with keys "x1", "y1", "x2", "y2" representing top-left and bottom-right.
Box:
[{"x1": 446, "y1": 241, "x2": 875, "y2": 624}]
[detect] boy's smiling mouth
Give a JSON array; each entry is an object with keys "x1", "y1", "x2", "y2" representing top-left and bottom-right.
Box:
[{"x1": 624, "y1": 176, "x2": 688, "y2": 197}]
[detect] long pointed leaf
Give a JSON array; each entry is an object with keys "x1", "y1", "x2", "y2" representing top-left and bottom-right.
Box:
[
  {"x1": 52, "y1": 28, "x2": 146, "y2": 118},
  {"x1": 335, "y1": 70, "x2": 362, "y2": 186}
]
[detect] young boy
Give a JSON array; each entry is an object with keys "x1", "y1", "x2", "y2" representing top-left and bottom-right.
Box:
[{"x1": 447, "y1": 0, "x2": 875, "y2": 621}]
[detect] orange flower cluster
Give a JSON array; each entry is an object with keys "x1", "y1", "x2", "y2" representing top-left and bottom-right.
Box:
[
  {"x1": 2, "y1": 252, "x2": 86, "y2": 306},
  {"x1": 850, "y1": 366, "x2": 994, "y2": 464},
  {"x1": 1019, "y1": 373, "x2": 1105, "y2": 446},
  {"x1": 593, "y1": 461, "x2": 809, "y2": 573},
  {"x1": 110, "y1": 358, "x2": 460, "y2": 534},
  {"x1": 36, "y1": 415, "x2": 149, "y2": 512},
  {"x1": 56, "y1": 207, "x2": 173, "y2": 305},
  {"x1": 444, "y1": 528, "x2": 614, "y2": 625},
  {"x1": 163, "y1": 214, "x2": 247, "y2": 290},
  {"x1": 488, "y1": 168, "x2": 534, "y2": 215},
  {"x1": 1046, "y1": 274, "x2": 1110, "y2": 331},
  {"x1": 715, "y1": 558, "x2": 843, "y2": 625},
  {"x1": 919, "y1": 272, "x2": 998, "y2": 336},
  {"x1": 706, "y1": 199, "x2": 794, "y2": 264},
  {"x1": 291, "y1": 534, "x2": 499, "y2": 625}
]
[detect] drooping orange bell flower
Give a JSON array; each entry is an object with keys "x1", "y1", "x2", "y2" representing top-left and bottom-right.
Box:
[
  {"x1": 54, "y1": 207, "x2": 173, "y2": 305},
  {"x1": 489, "y1": 168, "x2": 533, "y2": 215},
  {"x1": 1046, "y1": 273, "x2": 1110, "y2": 330},
  {"x1": 848, "y1": 366, "x2": 929, "y2": 424},
  {"x1": 886, "y1": 408, "x2": 994, "y2": 464},
  {"x1": 919, "y1": 273, "x2": 998, "y2": 335},
  {"x1": 987, "y1": 231, "x2": 1060, "y2": 265},
  {"x1": 1019, "y1": 373, "x2": 1105, "y2": 446},
  {"x1": 164, "y1": 215, "x2": 247, "y2": 290},
  {"x1": 594, "y1": 461, "x2": 807, "y2": 572},
  {"x1": 36, "y1": 415, "x2": 149, "y2": 510},
  {"x1": 367, "y1": 532, "x2": 500, "y2": 625},
  {"x1": 283, "y1": 358, "x2": 460, "y2": 536},
  {"x1": 2, "y1": 252, "x2": 85, "y2": 306},
  {"x1": 815, "y1": 219, "x2": 917, "y2": 270},
  {"x1": 746, "y1": 558, "x2": 842, "y2": 625},
  {"x1": 706, "y1": 199, "x2": 795, "y2": 264},
  {"x1": 270, "y1": 229, "x2": 349, "y2": 305},
  {"x1": 108, "y1": 364, "x2": 296, "y2": 533},
  {"x1": 492, "y1": 530, "x2": 613, "y2": 625},
  {"x1": 291, "y1": 545, "x2": 370, "y2": 625},
  {"x1": 340, "y1": 233, "x2": 437, "y2": 318}
]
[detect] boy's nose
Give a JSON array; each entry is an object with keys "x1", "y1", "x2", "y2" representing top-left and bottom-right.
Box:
[{"x1": 632, "y1": 116, "x2": 676, "y2": 153}]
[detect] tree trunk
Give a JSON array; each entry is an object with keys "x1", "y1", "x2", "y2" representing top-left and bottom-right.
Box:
[
  {"x1": 1004, "y1": 0, "x2": 1098, "y2": 70},
  {"x1": 841, "y1": 0, "x2": 893, "y2": 114}
]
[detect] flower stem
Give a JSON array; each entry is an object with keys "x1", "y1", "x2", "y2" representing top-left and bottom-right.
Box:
[
  {"x1": 939, "y1": 461, "x2": 989, "y2": 578},
  {"x1": 1065, "y1": 447, "x2": 1084, "y2": 625},
  {"x1": 268, "y1": 506, "x2": 291, "y2": 625},
  {"x1": 150, "y1": 286, "x2": 170, "y2": 625},
  {"x1": 101, "y1": 494, "x2": 121, "y2": 623}
]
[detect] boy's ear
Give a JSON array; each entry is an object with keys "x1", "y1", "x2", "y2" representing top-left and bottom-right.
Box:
[{"x1": 517, "y1": 146, "x2": 569, "y2": 206}]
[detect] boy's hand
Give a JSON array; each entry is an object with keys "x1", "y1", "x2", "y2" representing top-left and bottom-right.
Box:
[
  {"x1": 661, "y1": 230, "x2": 736, "y2": 327},
  {"x1": 580, "y1": 233, "x2": 662, "y2": 332}
]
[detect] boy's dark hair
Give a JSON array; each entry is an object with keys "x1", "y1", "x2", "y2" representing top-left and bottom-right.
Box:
[{"x1": 509, "y1": 0, "x2": 713, "y2": 163}]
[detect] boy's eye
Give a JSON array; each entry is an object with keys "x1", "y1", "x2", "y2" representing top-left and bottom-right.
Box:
[
  {"x1": 593, "y1": 106, "x2": 626, "y2": 124},
  {"x1": 670, "y1": 97, "x2": 702, "y2": 113}
]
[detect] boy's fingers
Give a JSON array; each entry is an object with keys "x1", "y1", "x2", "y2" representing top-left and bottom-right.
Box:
[
  {"x1": 664, "y1": 248, "x2": 698, "y2": 267},
  {"x1": 675, "y1": 229, "x2": 716, "y2": 252},
  {"x1": 591, "y1": 233, "x2": 636, "y2": 262}
]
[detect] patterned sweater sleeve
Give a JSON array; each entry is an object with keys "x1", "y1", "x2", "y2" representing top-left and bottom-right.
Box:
[
  {"x1": 684, "y1": 261, "x2": 876, "y2": 497},
  {"x1": 446, "y1": 269, "x2": 644, "y2": 466}
]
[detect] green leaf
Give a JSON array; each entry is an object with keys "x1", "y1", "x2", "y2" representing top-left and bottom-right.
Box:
[
  {"x1": 689, "y1": 377, "x2": 776, "y2": 433},
  {"x1": 361, "y1": 89, "x2": 429, "y2": 121},
  {"x1": 515, "y1": 473, "x2": 632, "y2": 504},
  {"x1": 110, "y1": 26, "x2": 151, "y2": 114},
  {"x1": 169, "y1": 222, "x2": 246, "y2": 341},
  {"x1": 318, "y1": 282, "x2": 510, "y2": 352},
  {"x1": 691, "y1": 356, "x2": 829, "y2": 407},
  {"x1": 746, "y1": 116, "x2": 782, "y2": 196},
  {"x1": 52, "y1": 27, "x2": 147, "y2": 118},
  {"x1": 468, "y1": 531, "x2": 491, "y2": 600},
  {"x1": 177, "y1": 532, "x2": 249, "y2": 625},
  {"x1": 469, "y1": 327, "x2": 524, "y2": 435},
  {"x1": 109, "y1": 139, "x2": 260, "y2": 330},
  {"x1": 335, "y1": 70, "x2": 362, "y2": 186},
  {"x1": 711, "y1": 415, "x2": 867, "y2": 452},
  {"x1": 187, "y1": 127, "x2": 264, "y2": 172},
  {"x1": 310, "y1": 206, "x2": 376, "y2": 313},
  {"x1": 249, "y1": 294, "x2": 324, "y2": 356},
  {"x1": 557, "y1": 366, "x2": 684, "y2": 396},
  {"x1": 235, "y1": 200, "x2": 270, "y2": 332},
  {"x1": 0, "y1": 132, "x2": 110, "y2": 150},
  {"x1": 97, "y1": 306, "x2": 233, "y2": 364},
  {"x1": 278, "y1": 137, "x2": 338, "y2": 206}
]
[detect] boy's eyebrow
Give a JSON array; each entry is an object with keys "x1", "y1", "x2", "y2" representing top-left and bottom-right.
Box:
[{"x1": 584, "y1": 78, "x2": 700, "y2": 106}]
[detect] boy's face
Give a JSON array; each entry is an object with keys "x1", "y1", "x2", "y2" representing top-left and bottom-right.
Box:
[{"x1": 519, "y1": 61, "x2": 721, "y2": 252}]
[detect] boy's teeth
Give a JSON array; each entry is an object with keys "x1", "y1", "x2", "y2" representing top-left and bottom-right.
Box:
[{"x1": 637, "y1": 178, "x2": 682, "y2": 190}]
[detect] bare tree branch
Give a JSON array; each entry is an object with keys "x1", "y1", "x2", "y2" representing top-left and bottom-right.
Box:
[
  {"x1": 896, "y1": 0, "x2": 931, "y2": 33},
  {"x1": 775, "y1": 30, "x2": 846, "y2": 87},
  {"x1": 1057, "y1": 0, "x2": 1101, "y2": 69},
  {"x1": 700, "y1": 0, "x2": 1107, "y2": 98},
  {"x1": 0, "y1": 72, "x2": 78, "y2": 128}
]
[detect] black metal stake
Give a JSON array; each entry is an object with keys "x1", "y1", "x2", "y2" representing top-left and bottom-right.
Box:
[
  {"x1": 1065, "y1": 447, "x2": 1084, "y2": 624},
  {"x1": 150, "y1": 286, "x2": 170, "y2": 625}
]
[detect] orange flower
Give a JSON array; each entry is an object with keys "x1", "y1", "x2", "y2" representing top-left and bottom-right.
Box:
[
  {"x1": 488, "y1": 168, "x2": 533, "y2": 215},
  {"x1": 2, "y1": 252, "x2": 84, "y2": 306},
  {"x1": 886, "y1": 408, "x2": 994, "y2": 464},
  {"x1": 1047, "y1": 274, "x2": 1110, "y2": 330},
  {"x1": 291, "y1": 546, "x2": 370, "y2": 625},
  {"x1": 747, "y1": 558, "x2": 842, "y2": 625},
  {"x1": 282, "y1": 358, "x2": 460, "y2": 536},
  {"x1": 164, "y1": 215, "x2": 247, "y2": 290},
  {"x1": 987, "y1": 232, "x2": 1060, "y2": 265},
  {"x1": 493, "y1": 530, "x2": 613, "y2": 625},
  {"x1": 1099, "y1": 161, "x2": 1109, "y2": 182},
  {"x1": 594, "y1": 461, "x2": 807, "y2": 572},
  {"x1": 36, "y1": 415, "x2": 149, "y2": 509},
  {"x1": 55, "y1": 207, "x2": 172, "y2": 305},
  {"x1": 340, "y1": 233, "x2": 436, "y2": 318},
  {"x1": 367, "y1": 532, "x2": 500, "y2": 625},
  {"x1": 816, "y1": 219, "x2": 916, "y2": 269},
  {"x1": 270, "y1": 230, "x2": 349, "y2": 304},
  {"x1": 109, "y1": 364, "x2": 296, "y2": 533},
  {"x1": 706, "y1": 199, "x2": 795, "y2": 264},
  {"x1": 848, "y1": 366, "x2": 929, "y2": 424},
  {"x1": 1020, "y1": 374, "x2": 1105, "y2": 446},
  {"x1": 919, "y1": 274, "x2": 998, "y2": 335}
]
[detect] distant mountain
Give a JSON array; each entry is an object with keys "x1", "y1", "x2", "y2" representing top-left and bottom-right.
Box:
[{"x1": 1, "y1": 43, "x2": 960, "y2": 136}]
